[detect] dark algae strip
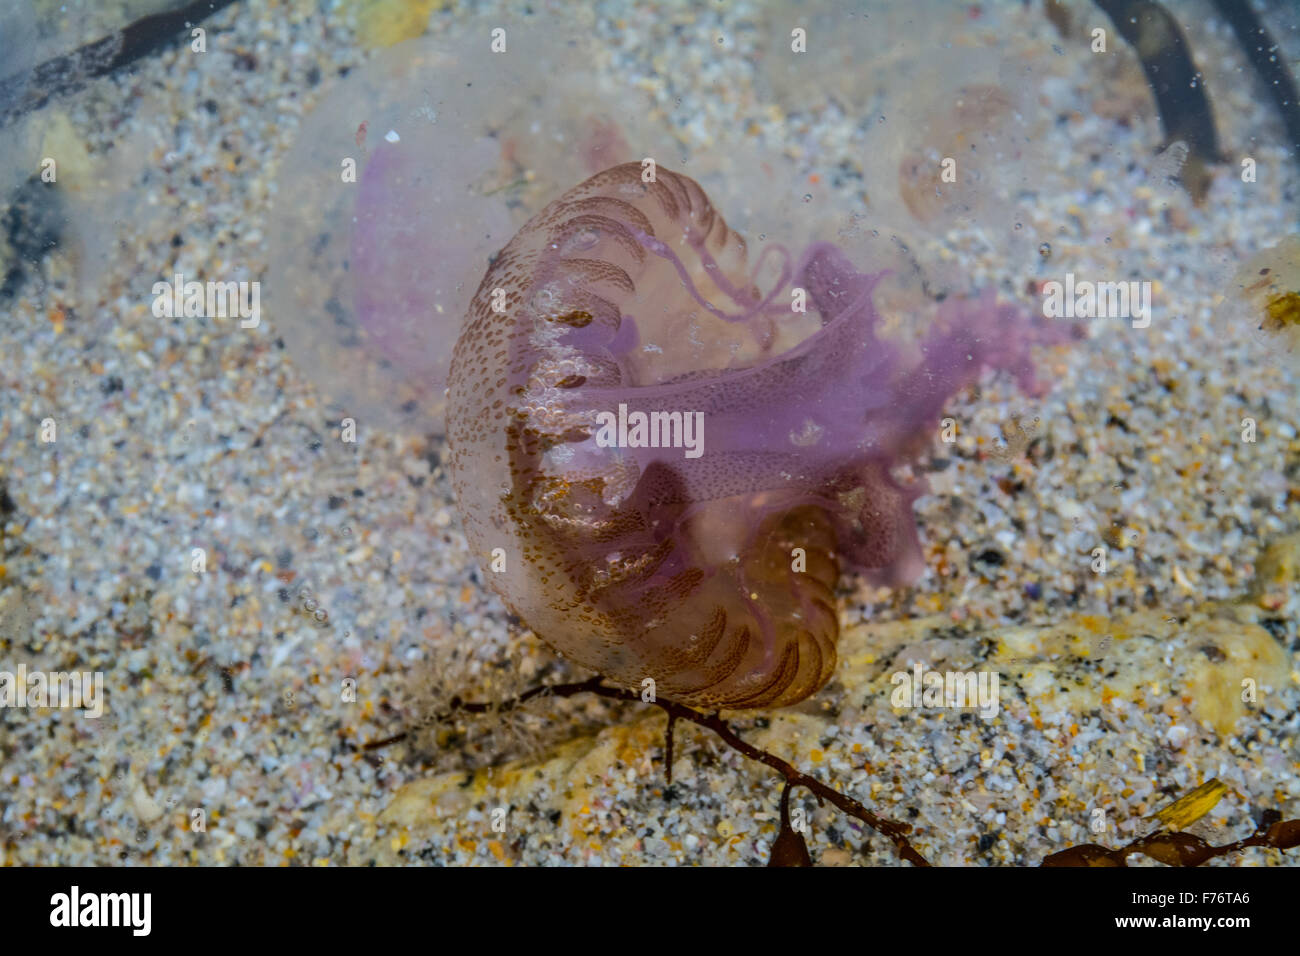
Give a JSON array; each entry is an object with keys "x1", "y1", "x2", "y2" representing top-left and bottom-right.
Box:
[
  {"x1": 1042, "y1": 812, "x2": 1300, "y2": 867},
  {"x1": 364, "y1": 678, "x2": 1300, "y2": 867},
  {"x1": 1210, "y1": 0, "x2": 1300, "y2": 160},
  {"x1": 1093, "y1": 0, "x2": 1220, "y2": 201},
  {"x1": 0, "y1": 0, "x2": 240, "y2": 129}
]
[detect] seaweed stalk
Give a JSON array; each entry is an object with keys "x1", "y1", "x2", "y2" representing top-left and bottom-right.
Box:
[
  {"x1": 0, "y1": 0, "x2": 239, "y2": 129},
  {"x1": 1210, "y1": 0, "x2": 1300, "y2": 160},
  {"x1": 1093, "y1": 0, "x2": 1221, "y2": 200},
  {"x1": 365, "y1": 677, "x2": 931, "y2": 867}
]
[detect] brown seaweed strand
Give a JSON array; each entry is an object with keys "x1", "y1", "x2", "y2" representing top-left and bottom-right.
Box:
[
  {"x1": 366, "y1": 679, "x2": 1300, "y2": 867},
  {"x1": 365, "y1": 678, "x2": 931, "y2": 866},
  {"x1": 1093, "y1": 0, "x2": 1221, "y2": 200},
  {"x1": 1041, "y1": 812, "x2": 1300, "y2": 866},
  {"x1": 767, "y1": 779, "x2": 814, "y2": 867}
]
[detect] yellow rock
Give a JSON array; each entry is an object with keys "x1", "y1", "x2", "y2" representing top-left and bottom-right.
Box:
[
  {"x1": 986, "y1": 608, "x2": 1287, "y2": 736},
  {"x1": 381, "y1": 716, "x2": 669, "y2": 833},
  {"x1": 1253, "y1": 532, "x2": 1300, "y2": 608},
  {"x1": 37, "y1": 111, "x2": 93, "y2": 191},
  {"x1": 345, "y1": 0, "x2": 444, "y2": 49},
  {"x1": 1148, "y1": 779, "x2": 1228, "y2": 831}
]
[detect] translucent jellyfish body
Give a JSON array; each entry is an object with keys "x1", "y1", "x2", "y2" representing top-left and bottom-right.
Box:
[
  {"x1": 754, "y1": 0, "x2": 1062, "y2": 254},
  {"x1": 446, "y1": 163, "x2": 1076, "y2": 708},
  {"x1": 266, "y1": 19, "x2": 686, "y2": 435},
  {"x1": 267, "y1": 4, "x2": 1065, "y2": 438},
  {"x1": 1221, "y1": 235, "x2": 1300, "y2": 363}
]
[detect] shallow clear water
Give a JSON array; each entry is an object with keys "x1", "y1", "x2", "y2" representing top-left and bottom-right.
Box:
[{"x1": 0, "y1": 0, "x2": 1298, "y2": 877}]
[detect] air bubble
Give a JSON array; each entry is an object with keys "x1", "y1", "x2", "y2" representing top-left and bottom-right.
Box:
[{"x1": 1038, "y1": 242, "x2": 1051, "y2": 258}]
